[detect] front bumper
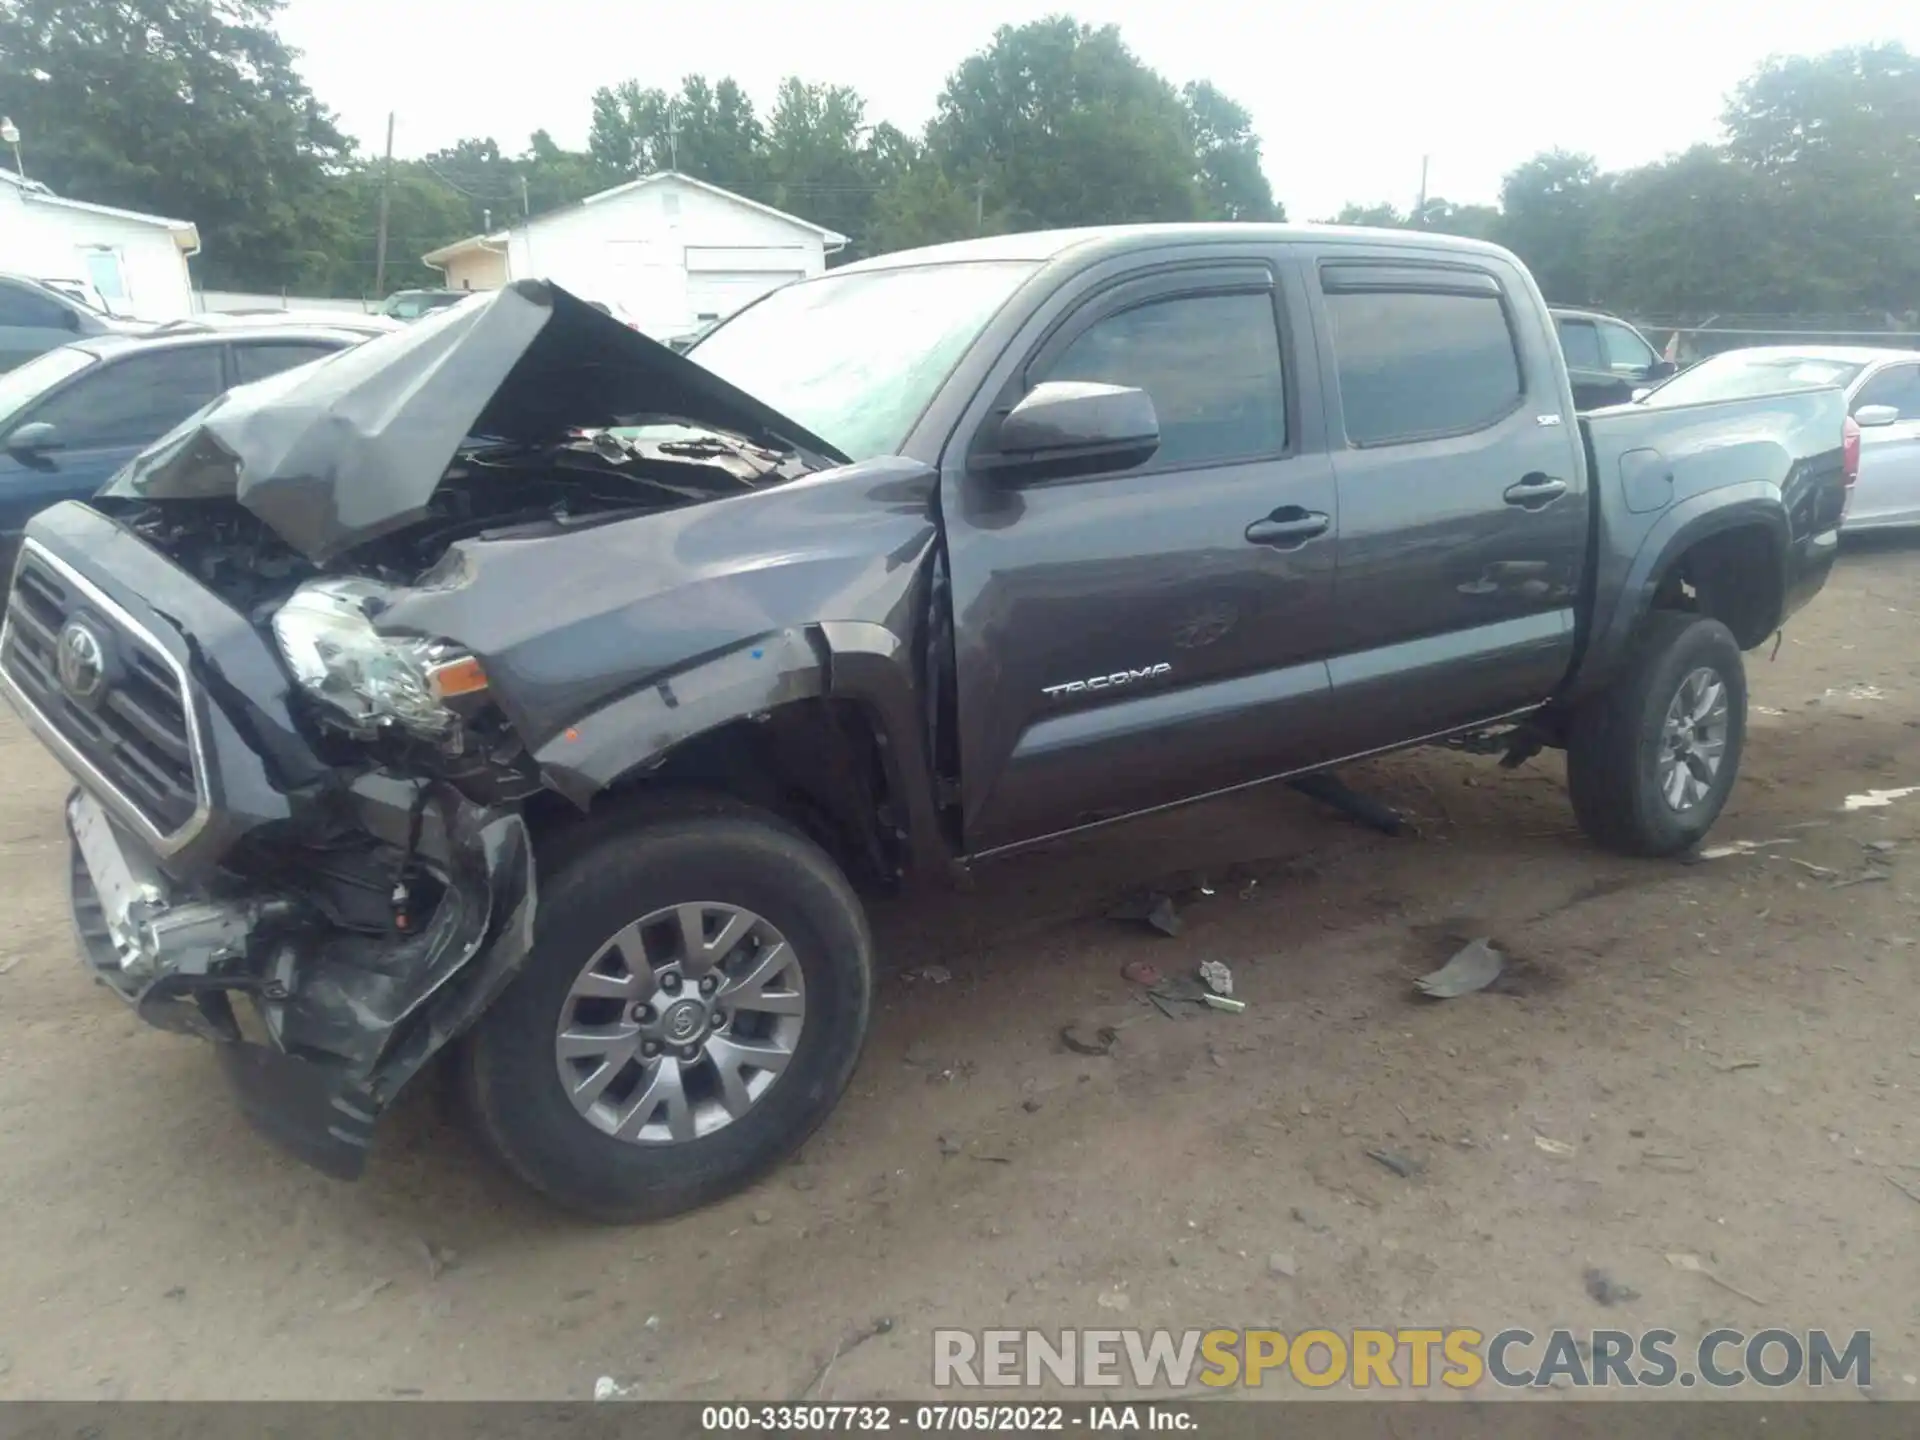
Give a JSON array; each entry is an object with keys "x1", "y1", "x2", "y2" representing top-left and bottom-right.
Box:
[
  {"x1": 9, "y1": 504, "x2": 538, "y2": 1181},
  {"x1": 66, "y1": 781, "x2": 536, "y2": 1178}
]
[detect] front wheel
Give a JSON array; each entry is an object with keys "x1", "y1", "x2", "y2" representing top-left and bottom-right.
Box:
[
  {"x1": 1566, "y1": 612, "x2": 1747, "y2": 857},
  {"x1": 462, "y1": 798, "x2": 872, "y2": 1222}
]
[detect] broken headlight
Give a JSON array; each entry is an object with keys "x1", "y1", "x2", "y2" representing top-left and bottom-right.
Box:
[{"x1": 272, "y1": 579, "x2": 487, "y2": 742}]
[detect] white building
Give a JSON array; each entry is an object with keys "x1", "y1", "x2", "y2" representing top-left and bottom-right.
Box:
[
  {"x1": 421, "y1": 171, "x2": 847, "y2": 340},
  {"x1": 0, "y1": 168, "x2": 199, "y2": 320}
]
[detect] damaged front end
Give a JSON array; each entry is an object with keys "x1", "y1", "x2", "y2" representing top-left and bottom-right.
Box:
[{"x1": 0, "y1": 281, "x2": 861, "y2": 1179}]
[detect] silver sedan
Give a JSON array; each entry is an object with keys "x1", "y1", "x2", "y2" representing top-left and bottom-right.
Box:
[{"x1": 1637, "y1": 345, "x2": 1920, "y2": 531}]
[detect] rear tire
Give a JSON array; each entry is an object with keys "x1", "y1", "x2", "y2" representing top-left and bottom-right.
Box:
[
  {"x1": 462, "y1": 798, "x2": 872, "y2": 1222},
  {"x1": 1567, "y1": 612, "x2": 1747, "y2": 857}
]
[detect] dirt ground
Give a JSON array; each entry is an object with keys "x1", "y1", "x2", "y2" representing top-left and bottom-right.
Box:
[{"x1": 3, "y1": 540, "x2": 1920, "y2": 1402}]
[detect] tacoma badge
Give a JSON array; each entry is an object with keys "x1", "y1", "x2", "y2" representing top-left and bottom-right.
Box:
[{"x1": 1042, "y1": 662, "x2": 1172, "y2": 699}]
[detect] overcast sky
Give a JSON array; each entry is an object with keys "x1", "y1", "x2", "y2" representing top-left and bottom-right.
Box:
[{"x1": 280, "y1": 0, "x2": 1920, "y2": 222}]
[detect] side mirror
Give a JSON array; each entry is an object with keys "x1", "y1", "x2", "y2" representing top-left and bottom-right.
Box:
[
  {"x1": 1853, "y1": 403, "x2": 1900, "y2": 429},
  {"x1": 979, "y1": 381, "x2": 1160, "y2": 481},
  {"x1": 1645, "y1": 359, "x2": 1678, "y2": 381},
  {"x1": 6, "y1": 421, "x2": 60, "y2": 454}
]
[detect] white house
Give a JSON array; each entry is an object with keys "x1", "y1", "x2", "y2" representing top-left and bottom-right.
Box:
[
  {"x1": 0, "y1": 168, "x2": 200, "y2": 320},
  {"x1": 421, "y1": 171, "x2": 847, "y2": 340}
]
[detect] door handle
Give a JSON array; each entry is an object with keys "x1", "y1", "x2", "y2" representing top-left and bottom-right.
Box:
[
  {"x1": 1503, "y1": 475, "x2": 1568, "y2": 508},
  {"x1": 1245, "y1": 507, "x2": 1330, "y2": 547}
]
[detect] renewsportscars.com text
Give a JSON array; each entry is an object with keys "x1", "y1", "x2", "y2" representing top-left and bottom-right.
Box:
[{"x1": 933, "y1": 1327, "x2": 1872, "y2": 1390}]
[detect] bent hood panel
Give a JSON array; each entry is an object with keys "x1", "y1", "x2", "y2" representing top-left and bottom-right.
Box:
[{"x1": 101, "y1": 281, "x2": 846, "y2": 564}]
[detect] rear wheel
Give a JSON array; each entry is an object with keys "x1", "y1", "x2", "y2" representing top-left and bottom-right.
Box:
[
  {"x1": 462, "y1": 799, "x2": 871, "y2": 1222},
  {"x1": 1567, "y1": 612, "x2": 1747, "y2": 857}
]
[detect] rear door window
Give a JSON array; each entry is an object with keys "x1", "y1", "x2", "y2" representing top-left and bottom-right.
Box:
[
  {"x1": 1324, "y1": 284, "x2": 1523, "y2": 446},
  {"x1": 26, "y1": 345, "x2": 225, "y2": 449},
  {"x1": 0, "y1": 280, "x2": 74, "y2": 331}
]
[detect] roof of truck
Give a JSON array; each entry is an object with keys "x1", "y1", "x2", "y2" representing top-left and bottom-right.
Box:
[{"x1": 832, "y1": 223, "x2": 1512, "y2": 274}]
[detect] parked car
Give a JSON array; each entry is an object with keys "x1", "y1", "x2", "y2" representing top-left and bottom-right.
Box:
[
  {"x1": 192, "y1": 309, "x2": 405, "y2": 339},
  {"x1": 1632, "y1": 345, "x2": 1920, "y2": 532},
  {"x1": 0, "y1": 273, "x2": 150, "y2": 373},
  {"x1": 0, "y1": 323, "x2": 370, "y2": 574},
  {"x1": 380, "y1": 288, "x2": 468, "y2": 322},
  {"x1": 1551, "y1": 308, "x2": 1676, "y2": 409},
  {"x1": 2, "y1": 229, "x2": 1849, "y2": 1222}
]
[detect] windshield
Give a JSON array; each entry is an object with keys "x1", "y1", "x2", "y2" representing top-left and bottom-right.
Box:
[
  {"x1": 1642, "y1": 352, "x2": 1867, "y2": 407},
  {"x1": 0, "y1": 346, "x2": 97, "y2": 426},
  {"x1": 687, "y1": 261, "x2": 1040, "y2": 461}
]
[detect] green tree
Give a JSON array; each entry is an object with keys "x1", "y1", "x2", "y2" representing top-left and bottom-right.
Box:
[
  {"x1": 1413, "y1": 198, "x2": 1501, "y2": 240},
  {"x1": 1182, "y1": 81, "x2": 1280, "y2": 221},
  {"x1": 587, "y1": 74, "x2": 765, "y2": 189},
  {"x1": 0, "y1": 0, "x2": 353, "y2": 289},
  {"x1": 926, "y1": 17, "x2": 1210, "y2": 231},
  {"x1": 1496, "y1": 150, "x2": 1605, "y2": 304},
  {"x1": 763, "y1": 79, "x2": 879, "y2": 256},
  {"x1": 1588, "y1": 147, "x2": 1787, "y2": 316},
  {"x1": 1328, "y1": 201, "x2": 1408, "y2": 226},
  {"x1": 1723, "y1": 43, "x2": 1920, "y2": 312}
]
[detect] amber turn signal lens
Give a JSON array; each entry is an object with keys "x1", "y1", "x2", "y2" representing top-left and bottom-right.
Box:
[{"x1": 426, "y1": 655, "x2": 489, "y2": 699}]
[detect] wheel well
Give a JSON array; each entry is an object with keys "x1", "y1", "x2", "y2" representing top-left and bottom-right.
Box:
[
  {"x1": 1650, "y1": 525, "x2": 1783, "y2": 649},
  {"x1": 523, "y1": 699, "x2": 901, "y2": 892}
]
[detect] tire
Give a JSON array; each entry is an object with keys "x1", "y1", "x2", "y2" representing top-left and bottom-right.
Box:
[
  {"x1": 1566, "y1": 612, "x2": 1747, "y2": 858},
  {"x1": 462, "y1": 796, "x2": 872, "y2": 1222}
]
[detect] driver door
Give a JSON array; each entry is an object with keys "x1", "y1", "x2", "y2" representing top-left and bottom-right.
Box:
[{"x1": 940, "y1": 255, "x2": 1341, "y2": 855}]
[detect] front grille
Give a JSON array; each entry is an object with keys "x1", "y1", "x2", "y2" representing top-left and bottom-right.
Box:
[{"x1": 2, "y1": 548, "x2": 200, "y2": 835}]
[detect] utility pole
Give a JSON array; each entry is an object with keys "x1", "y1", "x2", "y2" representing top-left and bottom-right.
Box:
[
  {"x1": 373, "y1": 110, "x2": 395, "y2": 297},
  {"x1": 667, "y1": 104, "x2": 680, "y2": 172},
  {"x1": 520, "y1": 173, "x2": 530, "y2": 217},
  {"x1": 974, "y1": 177, "x2": 985, "y2": 232},
  {"x1": 1414, "y1": 154, "x2": 1429, "y2": 226}
]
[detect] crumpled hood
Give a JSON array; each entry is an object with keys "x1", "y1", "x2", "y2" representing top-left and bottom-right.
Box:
[{"x1": 99, "y1": 280, "x2": 846, "y2": 564}]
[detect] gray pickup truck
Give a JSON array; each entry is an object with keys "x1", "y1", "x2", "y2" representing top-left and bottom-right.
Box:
[{"x1": 0, "y1": 225, "x2": 1850, "y2": 1221}]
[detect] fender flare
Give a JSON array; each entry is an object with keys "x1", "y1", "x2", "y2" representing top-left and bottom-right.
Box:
[
  {"x1": 530, "y1": 622, "x2": 948, "y2": 876},
  {"x1": 1568, "y1": 483, "x2": 1789, "y2": 700}
]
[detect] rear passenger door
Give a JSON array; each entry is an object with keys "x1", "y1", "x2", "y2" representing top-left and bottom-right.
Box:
[
  {"x1": 942, "y1": 256, "x2": 1341, "y2": 854},
  {"x1": 1309, "y1": 255, "x2": 1586, "y2": 752}
]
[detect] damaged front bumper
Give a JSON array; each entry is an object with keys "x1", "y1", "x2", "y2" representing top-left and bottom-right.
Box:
[
  {"x1": 5, "y1": 504, "x2": 537, "y2": 1180},
  {"x1": 65, "y1": 777, "x2": 535, "y2": 1179}
]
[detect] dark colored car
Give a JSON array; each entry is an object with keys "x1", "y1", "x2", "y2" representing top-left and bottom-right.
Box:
[
  {"x1": 0, "y1": 324, "x2": 369, "y2": 574},
  {"x1": 0, "y1": 273, "x2": 149, "y2": 373},
  {"x1": 2, "y1": 228, "x2": 1850, "y2": 1222},
  {"x1": 1552, "y1": 308, "x2": 1676, "y2": 409}
]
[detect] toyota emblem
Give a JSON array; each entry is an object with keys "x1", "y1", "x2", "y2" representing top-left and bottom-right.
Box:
[{"x1": 56, "y1": 620, "x2": 107, "y2": 703}]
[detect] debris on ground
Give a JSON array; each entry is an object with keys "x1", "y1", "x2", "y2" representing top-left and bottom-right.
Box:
[
  {"x1": 1366, "y1": 1148, "x2": 1424, "y2": 1179},
  {"x1": 1108, "y1": 890, "x2": 1183, "y2": 937},
  {"x1": 803, "y1": 1317, "x2": 895, "y2": 1399},
  {"x1": 902, "y1": 1040, "x2": 939, "y2": 1068},
  {"x1": 1291, "y1": 1206, "x2": 1330, "y2": 1233},
  {"x1": 335, "y1": 1278, "x2": 394, "y2": 1314},
  {"x1": 1697, "y1": 838, "x2": 1797, "y2": 859},
  {"x1": 1198, "y1": 959, "x2": 1234, "y2": 996},
  {"x1": 594, "y1": 1376, "x2": 642, "y2": 1401},
  {"x1": 1666, "y1": 1253, "x2": 1766, "y2": 1306},
  {"x1": 1288, "y1": 772, "x2": 1406, "y2": 836},
  {"x1": 1843, "y1": 786, "x2": 1920, "y2": 811},
  {"x1": 1096, "y1": 1290, "x2": 1130, "y2": 1311},
  {"x1": 1831, "y1": 871, "x2": 1891, "y2": 890},
  {"x1": 1120, "y1": 960, "x2": 1161, "y2": 987},
  {"x1": 1202, "y1": 994, "x2": 1247, "y2": 1014},
  {"x1": 416, "y1": 1238, "x2": 456, "y2": 1281},
  {"x1": 937, "y1": 1135, "x2": 961, "y2": 1158},
  {"x1": 752, "y1": 1208, "x2": 774, "y2": 1225},
  {"x1": 1415, "y1": 938, "x2": 1506, "y2": 998},
  {"x1": 915, "y1": 964, "x2": 953, "y2": 984},
  {"x1": 1785, "y1": 857, "x2": 1841, "y2": 880},
  {"x1": 1865, "y1": 839, "x2": 1901, "y2": 855},
  {"x1": 1583, "y1": 1268, "x2": 1639, "y2": 1306},
  {"x1": 1022, "y1": 1098, "x2": 1043, "y2": 1114},
  {"x1": 1059, "y1": 1024, "x2": 1119, "y2": 1056},
  {"x1": 1533, "y1": 1135, "x2": 1577, "y2": 1158},
  {"x1": 1885, "y1": 1175, "x2": 1920, "y2": 1206},
  {"x1": 0, "y1": 956, "x2": 19, "y2": 977},
  {"x1": 1268, "y1": 1251, "x2": 1299, "y2": 1278},
  {"x1": 1145, "y1": 974, "x2": 1213, "y2": 1019}
]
